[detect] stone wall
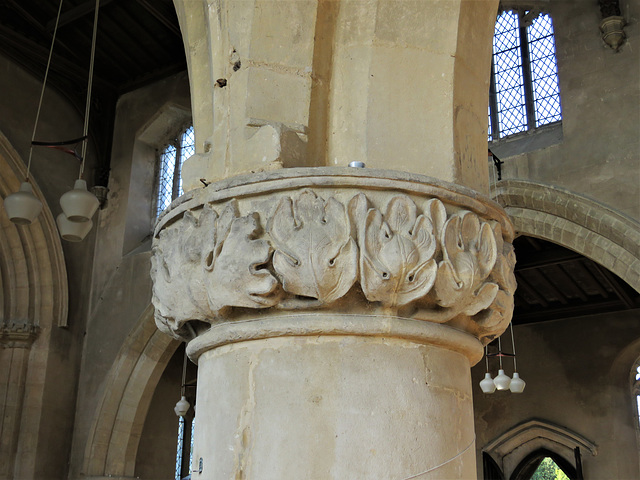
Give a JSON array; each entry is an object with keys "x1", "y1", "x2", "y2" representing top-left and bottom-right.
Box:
[
  {"x1": 472, "y1": 309, "x2": 640, "y2": 479},
  {"x1": 491, "y1": 0, "x2": 640, "y2": 220},
  {"x1": 67, "y1": 72, "x2": 190, "y2": 479},
  {"x1": 0, "y1": 52, "x2": 96, "y2": 480}
]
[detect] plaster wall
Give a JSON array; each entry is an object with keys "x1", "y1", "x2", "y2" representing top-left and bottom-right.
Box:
[
  {"x1": 491, "y1": 0, "x2": 640, "y2": 220},
  {"x1": 0, "y1": 53, "x2": 97, "y2": 479},
  {"x1": 472, "y1": 309, "x2": 640, "y2": 480}
]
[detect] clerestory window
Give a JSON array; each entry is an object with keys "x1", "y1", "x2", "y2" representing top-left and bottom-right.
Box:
[
  {"x1": 156, "y1": 125, "x2": 195, "y2": 217},
  {"x1": 488, "y1": 10, "x2": 562, "y2": 141}
]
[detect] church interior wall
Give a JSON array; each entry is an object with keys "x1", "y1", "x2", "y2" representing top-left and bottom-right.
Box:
[
  {"x1": 472, "y1": 309, "x2": 640, "y2": 479},
  {"x1": 492, "y1": 0, "x2": 639, "y2": 219},
  {"x1": 66, "y1": 72, "x2": 191, "y2": 480},
  {"x1": 0, "y1": 51, "x2": 98, "y2": 479},
  {"x1": 0, "y1": 0, "x2": 638, "y2": 478}
]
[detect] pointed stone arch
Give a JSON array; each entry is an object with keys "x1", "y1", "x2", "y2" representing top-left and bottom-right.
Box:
[
  {"x1": 0, "y1": 130, "x2": 69, "y2": 478},
  {"x1": 492, "y1": 179, "x2": 640, "y2": 291},
  {"x1": 483, "y1": 419, "x2": 597, "y2": 480},
  {"x1": 83, "y1": 305, "x2": 180, "y2": 478}
]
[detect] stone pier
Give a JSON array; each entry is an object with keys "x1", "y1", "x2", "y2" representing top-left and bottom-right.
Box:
[
  {"x1": 152, "y1": 1, "x2": 512, "y2": 478},
  {"x1": 151, "y1": 170, "x2": 515, "y2": 478}
]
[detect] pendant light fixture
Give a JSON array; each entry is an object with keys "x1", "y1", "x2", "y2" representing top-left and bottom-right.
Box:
[
  {"x1": 56, "y1": 213, "x2": 94, "y2": 242},
  {"x1": 3, "y1": 0, "x2": 65, "y2": 225},
  {"x1": 3, "y1": 0, "x2": 102, "y2": 241},
  {"x1": 493, "y1": 336, "x2": 512, "y2": 390},
  {"x1": 479, "y1": 346, "x2": 497, "y2": 393},
  {"x1": 508, "y1": 323, "x2": 526, "y2": 393},
  {"x1": 174, "y1": 348, "x2": 191, "y2": 418},
  {"x1": 480, "y1": 324, "x2": 526, "y2": 394},
  {"x1": 58, "y1": 0, "x2": 100, "y2": 234}
]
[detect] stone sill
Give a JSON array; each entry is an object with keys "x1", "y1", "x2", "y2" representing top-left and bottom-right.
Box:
[{"x1": 489, "y1": 122, "x2": 563, "y2": 159}]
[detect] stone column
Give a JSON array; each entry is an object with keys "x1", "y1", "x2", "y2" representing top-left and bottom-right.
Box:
[
  {"x1": 151, "y1": 170, "x2": 516, "y2": 479},
  {"x1": 157, "y1": 0, "x2": 510, "y2": 478}
]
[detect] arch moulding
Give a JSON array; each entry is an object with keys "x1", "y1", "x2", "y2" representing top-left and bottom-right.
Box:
[
  {"x1": 493, "y1": 179, "x2": 640, "y2": 292},
  {"x1": 483, "y1": 419, "x2": 597, "y2": 480},
  {"x1": 0, "y1": 130, "x2": 69, "y2": 479},
  {"x1": 82, "y1": 304, "x2": 180, "y2": 479}
]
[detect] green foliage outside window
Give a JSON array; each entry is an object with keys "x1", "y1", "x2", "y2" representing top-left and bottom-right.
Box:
[{"x1": 530, "y1": 457, "x2": 570, "y2": 480}]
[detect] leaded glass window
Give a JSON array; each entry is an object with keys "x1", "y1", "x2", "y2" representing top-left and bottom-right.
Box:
[
  {"x1": 489, "y1": 10, "x2": 562, "y2": 141},
  {"x1": 156, "y1": 125, "x2": 195, "y2": 216},
  {"x1": 635, "y1": 365, "x2": 640, "y2": 429},
  {"x1": 174, "y1": 416, "x2": 185, "y2": 480}
]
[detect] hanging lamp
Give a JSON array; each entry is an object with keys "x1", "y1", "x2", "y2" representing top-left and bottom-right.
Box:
[
  {"x1": 56, "y1": 213, "x2": 93, "y2": 242},
  {"x1": 2, "y1": 0, "x2": 66, "y2": 225},
  {"x1": 174, "y1": 347, "x2": 191, "y2": 418},
  {"x1": 4, "y1": 182, "x2": 43, "y2": 225},
  {"x1": 508, "y1": 323, "x2": 526, "y2": 393},
  {"x1": 58, "y1": 0, "x2": 100, "y2": 229},
  {"x1": 479, "y1": 346, "x2": 497, "y2": 394},
  {"x1": 493, "y1": 336, "x2": 512, "y2": 390}
]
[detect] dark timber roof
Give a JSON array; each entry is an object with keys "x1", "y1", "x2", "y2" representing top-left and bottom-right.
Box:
[
  {"x1": 0, "y1": 0, "x2": 186, "y2": 185},
  {"x1": 512, "y1": 236, "x2": 640, "y2": 324}
]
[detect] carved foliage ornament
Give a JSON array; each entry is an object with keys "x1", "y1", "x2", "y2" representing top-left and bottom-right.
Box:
[{"x1": 151, "y1": 190, "x2": 516, "y2": 341}]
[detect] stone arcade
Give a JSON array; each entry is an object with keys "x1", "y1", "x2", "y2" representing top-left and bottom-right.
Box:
[{"x1": 0, "y1": 0, "x2": 638, "y2": 479}]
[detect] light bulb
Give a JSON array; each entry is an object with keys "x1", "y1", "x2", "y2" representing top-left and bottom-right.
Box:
[
  {"x1": 480, "y1": 372, "x2": 497, "y2": 393},
  {"x1": 493, "y1": 369, "x2": 511, "y2": 391},
  {"x1": 509, "y1": 372, "x2": 526, "y2": 393}
]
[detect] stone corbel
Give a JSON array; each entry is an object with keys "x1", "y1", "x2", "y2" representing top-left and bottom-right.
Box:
[{"x1": 0, "y1": 322, "x2": 39, "y2": 348}]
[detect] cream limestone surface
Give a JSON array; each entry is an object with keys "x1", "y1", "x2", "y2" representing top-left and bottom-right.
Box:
[
  {"x1": 175, "y1": 0, "x2": 497, "y2": 193},
  {"x1": 158, "y1": 1, "x2": 505, "y2": 478},
  {"x1": 193, "y1": 334, "x2": 476, "y2": 479},
  {"x1": 151, "y1": 168, "x2": 515, "y2": 479}
]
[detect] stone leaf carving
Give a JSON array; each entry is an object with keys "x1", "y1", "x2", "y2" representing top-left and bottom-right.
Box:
[
  {"x1": 151, "y1": 202, "x2": 279, "y2": 338},
  {"x1": 151, "y1": 211, "x2": 211, "y2": 338},
  {"x1": 268, "y1": 190, "x2": 357, "y2": 303},
  {"x1": 433, "y1": 211, "x2": 499, "y2": 317},
  {"x1": 201, "y1": 202, "x2": 280, "y2": 312},
  {"x1": 473, "y1": 223, "x2": 517, "y2": 335},
  {"x1": 350, "y1": 194, "x2": 438, "y2": 306}
]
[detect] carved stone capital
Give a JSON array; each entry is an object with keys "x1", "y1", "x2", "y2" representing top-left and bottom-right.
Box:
[{"x1": 151, "y1": 168, "x2": 516, "y2": 347}]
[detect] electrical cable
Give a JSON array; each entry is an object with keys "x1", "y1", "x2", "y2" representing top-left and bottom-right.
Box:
[
  {"x1": 26, "y1": 0, "x2": 65, "y2": 181},
  {"x1": 79, "y1": 0, "x2": 101, "y2": 179}
]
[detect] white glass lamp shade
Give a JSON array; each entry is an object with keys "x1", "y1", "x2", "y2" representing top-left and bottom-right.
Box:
[
  {"x1": 4, "y1": 182, "x2": 43, "y2": 225},
  {"x1": 57, "y1": 213, "x2": 93, "y2": 242},
  {"x1": 174, "y1": 395, "x2": 190, "y2": 417},
  {"x1": 480, "y1": 373, "x2": 497, "y2": 394},
  {"x1": 509, "y1": 372, "x2": 526, "y2": 393},
  {"x1": 493, "y1": 369, "x2": 512, "y2": 390},
  {"x1": 60, "y1": 179, "x2": 99, "y2": 222}
]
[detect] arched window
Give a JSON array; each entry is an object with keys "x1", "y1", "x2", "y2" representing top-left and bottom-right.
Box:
[
  {"x1": 511, "y1": 449, "x2": 576, "y2": 480},
  {"x1": 488, "y1": 10, "x2": 562, "y2": 141},
  {"x1": 156, "y1": 125, "x2": 195, "y2": 216}
]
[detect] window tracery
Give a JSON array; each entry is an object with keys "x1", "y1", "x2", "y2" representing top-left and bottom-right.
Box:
[
  {"x1": 157, "y1": 125, "x2": 195, "y2": 217},
  {"x1": 488, "y1": 10, "x2": 562, "y2": 141}
]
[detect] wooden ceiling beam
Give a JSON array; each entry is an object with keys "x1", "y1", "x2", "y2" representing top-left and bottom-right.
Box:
[
  {"x1": 45, "y1": 0, "x2": 118, "y2": 32},
  {"x1": 135, "y1": 0, "x2": 182, "y2": 37},
  {"x1": 529, "y1": 269, "x2": 568, "y2": 304},
  {"x1": 515, "y1": 250, "x2": 583, "y2": 271},
  {"x1": 591, "y1": 262, "x2": 636, "y2": 308},
  {"x1": 0, "y1": 24, "x2": 116, "y2": 90},
  {"x1": 515, "y1": 274, "x2": 550, "y2": 308},
  {"x1": 513, "y1": 299, "x2": 627, "y2": 324}
]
